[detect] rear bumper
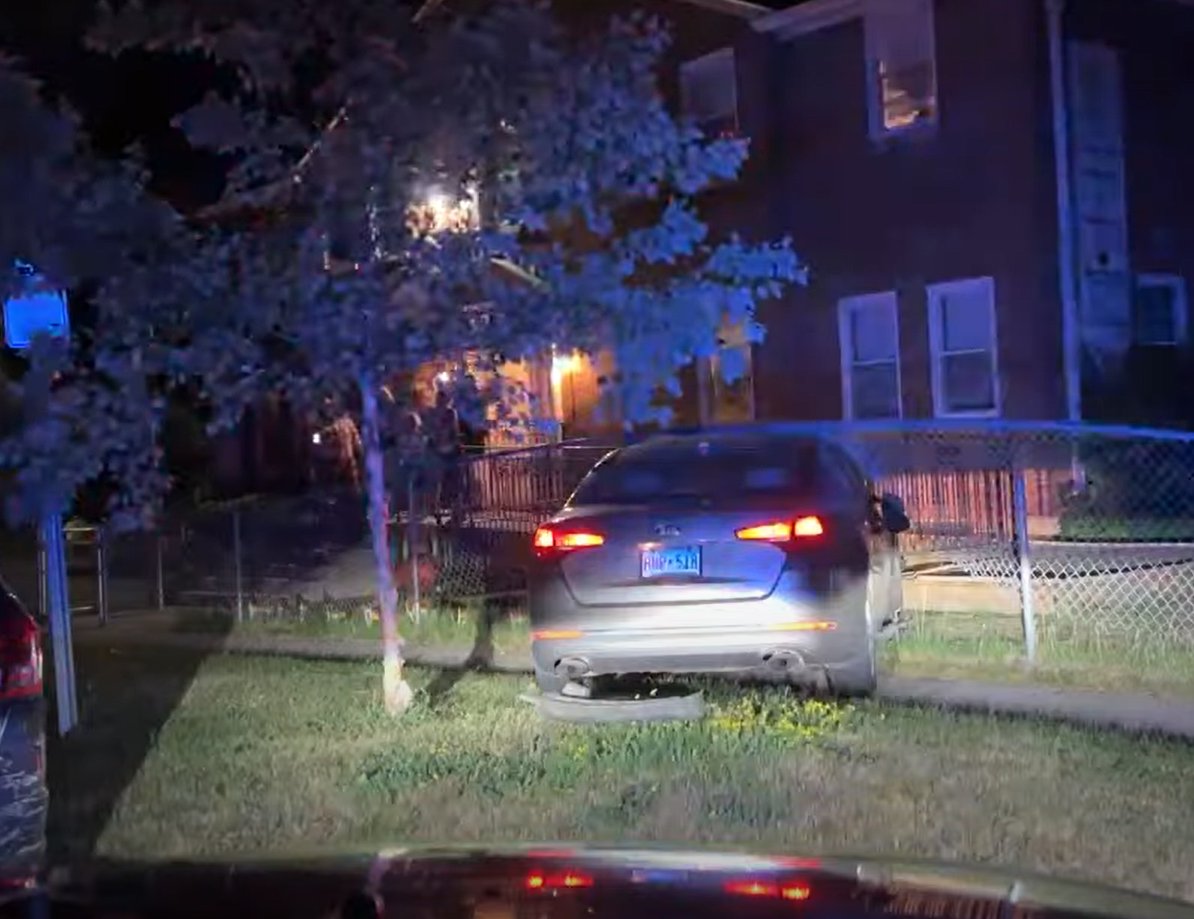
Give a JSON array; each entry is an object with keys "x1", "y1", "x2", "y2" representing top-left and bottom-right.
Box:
[
  {"x1": 531, "y1": 624, "x2": 868, "y2": 683},
  {"x1": 529, "y1": 568, "x2": 870, "y2": 681}
]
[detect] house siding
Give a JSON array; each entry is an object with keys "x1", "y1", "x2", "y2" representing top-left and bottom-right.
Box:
[
  {"x1": 1067, "y1": 0, "x2": 1194, "y2": 329},
  {"x1": 748, "y1": 0, "x2": 1066, "y2": 422}
]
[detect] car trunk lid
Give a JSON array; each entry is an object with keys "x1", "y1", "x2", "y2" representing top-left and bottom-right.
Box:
[{"x1": 552, "y1": 503, "x2": 818, "y2": 607}]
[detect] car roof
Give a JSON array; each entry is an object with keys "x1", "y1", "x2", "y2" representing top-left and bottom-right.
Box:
[{"x1": 615, "y1": 430, "x2": 832, "y2": 463}]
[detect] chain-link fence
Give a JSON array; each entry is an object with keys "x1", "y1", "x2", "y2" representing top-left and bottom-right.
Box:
[
  {"x1": 837, "y1": 422, "x2": 1194, "y2": 662},
  {"x1": 10, "y1": 423, "x2": 1194, "y2": 670}
]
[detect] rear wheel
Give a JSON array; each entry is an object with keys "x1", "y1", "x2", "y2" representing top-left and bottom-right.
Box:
[
  {"x1": 831, "y1": 597, "x2": 878, "y2": 698},
  {"x1": 830, "y1": 639, "x2": 877, "y2": 697}
]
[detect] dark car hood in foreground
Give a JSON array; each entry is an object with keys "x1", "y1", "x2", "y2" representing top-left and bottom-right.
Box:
[{"x1": 11, "y1": 845, "x2": 1194, "y2": 919}]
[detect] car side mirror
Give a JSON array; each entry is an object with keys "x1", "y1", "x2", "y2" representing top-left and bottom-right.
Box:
[{"x1": 878, "y1": 493, "x2": 910, "y2": 535}]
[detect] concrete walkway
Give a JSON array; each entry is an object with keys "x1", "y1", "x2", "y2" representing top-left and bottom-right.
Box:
[{"x1": 71, "y1": 611, "x2": 1194, "y2": 741}]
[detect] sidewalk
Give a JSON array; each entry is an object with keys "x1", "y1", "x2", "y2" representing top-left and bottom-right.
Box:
[{"x1": 71, "y1": 611, "x2": 1194, "y2": 741}]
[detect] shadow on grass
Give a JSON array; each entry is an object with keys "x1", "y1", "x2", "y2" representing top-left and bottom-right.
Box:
[
  {"x1": 425, "y1": 594, "x2": 508, "y2": 707},
  {"x1": 44, "y1": 614, "x2": 232, "y2": 864}
]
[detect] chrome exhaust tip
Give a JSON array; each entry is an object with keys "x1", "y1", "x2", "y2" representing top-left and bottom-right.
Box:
[
  {"x1": 554, "y1": 657, "x2": 591, "y2": 681},
  {"x1": 762, "y1": 649, "x2": 807, "y2": 674}
]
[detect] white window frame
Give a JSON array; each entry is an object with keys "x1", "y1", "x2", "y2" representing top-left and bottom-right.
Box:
[
  {"x1": 837, "y1": 291, "x2": 903, "y2": 421},
  {"x1": 679, "y1": 47, "x2": 738, "y2": 136},
  {"x1": 864, "y1": 0, "x2": 939, "y2": 140},
  {"x1": 927, "y1": 276, "x2": 1001, "y2": 419},
  {"x1": 1134, "y1": 273, "x2": 1188, "y2": 346}
]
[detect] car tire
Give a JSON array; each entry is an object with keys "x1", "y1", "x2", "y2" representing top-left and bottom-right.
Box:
[
  {"x1": 831, "y1": 596, "x2": 878, "y2": 698},
  {"x1": 534, "y1": 666, "x2": 567, "y2": 696},
  {"x1": 830, "y1": 639, "x2": 878, "y2": 697}
]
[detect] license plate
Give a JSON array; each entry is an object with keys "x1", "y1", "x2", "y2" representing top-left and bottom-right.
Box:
[{"x1": 640, "y1": 546, "x2": 701, "y2": 578}]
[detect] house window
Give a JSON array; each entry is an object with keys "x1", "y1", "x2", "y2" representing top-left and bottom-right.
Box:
[
  {"x1": 680, "y1": 47, "x2": 738, "y2": 138},
  {"x1": 1133, "y1": 274, "x2": 1187, "y2": 346},
  {"x1": 927, "y1": 276, "x2": 1000, "y2": 417},
  {"x1": 865, "y1": 0, "x2": 937, "y2": 137},
  {"x1": 838, "y1": 292, "x2": 902, "y2": 420}
]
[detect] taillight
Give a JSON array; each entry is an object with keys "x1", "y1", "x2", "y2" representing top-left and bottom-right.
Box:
[
  {"x1": 724, "y1": 880, "x2": 779, "y2": 897},
  {"x1": 0, "y1": 612, "x2": 42, "y2": 702},
  {"x1": 736, "y1": 515, "x2": 824, "y2": 542},
  {"x1": 723, "y1": 878, "x2": 812, "y2": 901},
  {"x1": 525, "y1": 870, "x2": 594, "y2": 890},
  {"x1": 533, "y1": 524, "x2": 605, "y2": 556}
]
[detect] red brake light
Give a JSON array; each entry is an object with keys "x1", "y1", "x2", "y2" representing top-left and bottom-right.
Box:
[
  {"x1": 533, "y1": 525, "x2": 605, "y2": 555},
  {"x1": 792, "y1": 516, "x2": 824, "y2": 537},
  {"x1": 724, "y1": 880, "x2": 779, "y2": 897},
  {"x1": 0, "y1": 611, "x2": 42, "y2": 702},
  {"x1": 736, "y1": 516, "x2": 824, "y2": 542},
  {"x1": 525, "y1": 871, "x2": 594, "y2": 891},
  {"x1": 560, "y1": 533, "x2": 604, "y2": 549},
  {"x1": 736, "y1": 522, "x2": 792, "y2": 542},
  {"x1": 724, "y1": 878, "x2": 812, "y2": 901}
]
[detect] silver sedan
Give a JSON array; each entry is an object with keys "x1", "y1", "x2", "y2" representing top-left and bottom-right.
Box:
[{"x1": 527, "y1": 430, "x2": 909, "y2": 697}]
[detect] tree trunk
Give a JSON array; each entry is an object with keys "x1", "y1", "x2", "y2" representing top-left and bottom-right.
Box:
[{"x1": 359, "y1": 374, "x2": 413, "y2": 715}]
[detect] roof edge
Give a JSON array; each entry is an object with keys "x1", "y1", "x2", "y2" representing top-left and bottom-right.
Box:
[
  {"x1": 751, "y1": 0, "x2": 862, "y2": 38},
  {"x1": 668, "y1": 0, "x2": 775, "y2": 18}
]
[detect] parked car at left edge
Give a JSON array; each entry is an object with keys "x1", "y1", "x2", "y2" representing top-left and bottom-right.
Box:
[{"x1": 0, "y1": 576, "x2": 46, "y2": 888}]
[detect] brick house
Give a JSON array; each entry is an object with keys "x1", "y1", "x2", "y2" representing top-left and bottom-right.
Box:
[
  {"x1": 209, "y1": 0, "x2": 1194, "y2": 493},
  {"x1": 548, "y1": 0, "x2": 1194, "y2": 432}
]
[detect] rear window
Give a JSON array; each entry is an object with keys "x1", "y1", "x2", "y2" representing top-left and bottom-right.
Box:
[{"x1": 570, "y1": 443, "x2": 818, "y2": 506}]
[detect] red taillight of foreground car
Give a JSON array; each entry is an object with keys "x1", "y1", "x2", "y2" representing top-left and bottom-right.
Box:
[
  {"x1": 532, "y1": 524, "x2": 605, "y2": 557},
  {"x1": 723, "y1": 878, "x2": 812, "y2": 901},
  {"x1": 0, "y1": 612, "x2": 42, "y2": 702},
  {"x1": 525, "y1": 870, "x2": 594, "y2": 891},
  {"x1": 736, "y1": 515, "x2": 824, "y2": 543}
]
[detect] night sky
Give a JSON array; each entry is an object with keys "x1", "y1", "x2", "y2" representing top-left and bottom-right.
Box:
[
  {"x1": 2, "y1": 0, "x2": 227, "y2": 211},
  {"x1": 3, "y1": 0, "x2": 805, "y2": 213}
]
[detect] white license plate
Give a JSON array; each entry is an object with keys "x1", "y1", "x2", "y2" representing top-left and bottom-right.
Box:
[{"x1": 640, "y1": 546, "x2": 701, "y2": 578}]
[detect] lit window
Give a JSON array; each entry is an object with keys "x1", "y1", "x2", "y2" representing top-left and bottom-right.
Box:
[
  {"x1": 865, "y1": 0, "x2": 937, "y2": 137},
  {"x1": 680, "y1": 48, "x2": 738, "y2": 139},
  {"x1": 838, "y1": 292, "x2": 902, "y2": 420},
  {"x1": 1133, "y1": 274, "x2": 1187, "y2": 346},
  {"x1": 927, "y1": 276, "x2": 1000, "y2": 417}
]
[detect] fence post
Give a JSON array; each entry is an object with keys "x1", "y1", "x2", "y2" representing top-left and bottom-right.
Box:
[
  {"x1": 155, "y1": 530, "x2": 165, "y2": 611},
  {"x1": 233, "y1": 506, "x2": 244, "y2": 623},
  {"x1": 1012, "y1": 463, "x2": 1038, "y2": 664},
  {"x1": 96, "y1": 526, "x2": 109, "y2": 625}
]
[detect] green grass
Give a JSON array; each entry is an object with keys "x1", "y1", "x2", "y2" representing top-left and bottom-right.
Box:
[
  {"x1": 172, "y1": 604, "x2": 1194, "y2": 699},
  {"x1": 48, "y1": 642, "x2": 1194, "y2": 903},
  {"x1": 1057, "y1": 515, "x2": 1194, "y2": 542},
  {"x1": 882, "y1": 611, "x2": 1194, "y2": 698},
  {"x1": 173, "y1": 604, "x2": 531, "y2": 655}
]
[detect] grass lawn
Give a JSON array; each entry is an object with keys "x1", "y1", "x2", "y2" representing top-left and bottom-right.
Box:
[
  {"x1": 172, "y1": 605, "x2": 1194, "y2": 699},
  {"x1": 173, "y1": 603, "x2": 530, "y2": 655},
  {"x1": 1057, "y1": 516, "x2": 1194, "y2": 542},
  {"x1": 48, "y1": 641, "x2": 1194, "y2": 903},
  {"x1": 882, "y1": 612, "x2": 1194, "y2": 698}
]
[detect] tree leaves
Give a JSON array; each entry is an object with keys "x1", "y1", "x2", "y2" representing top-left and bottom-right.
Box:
[{"x1": 1, "y1": 0, "x2": 807, "y2": 530}]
